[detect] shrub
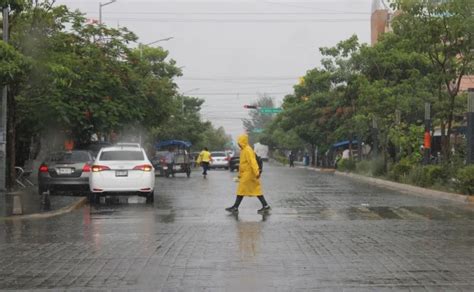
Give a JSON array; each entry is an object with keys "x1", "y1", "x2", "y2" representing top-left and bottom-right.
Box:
[
  {"x1": 354, "y1": 158, "x2": 386, "y2": 177},
  {"x1": 407, "y1": 166, "x2": 429, "y2": 187},
  {"x1": 388, "y1": 158, "x2": 414, "y2": 181},
  {"x1": 355, "y1": 160, "x2": 371, "y2": 175},
  {"x1": 456, "y1": 165, "x2": 474, "y2": 195},
  {"x1": 371, "y1": 157, "x2": 386, "y2": 177},
  {"x1": 273, "y1": 153, "x2": 288, "y2": 165},
  {"x1": 406, "y1": 165, "x2": 445, "y2": 188},
  {"x1": 338, "y1": 159, "x2": 356, "y2": 171},
  {"x1": 424, "y1": 165, "x2": 446, "y2": 182}
]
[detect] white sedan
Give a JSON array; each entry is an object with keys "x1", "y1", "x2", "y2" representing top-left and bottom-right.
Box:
[
  {"x1": 89, "y1": 146, "x2": 155, "y2": 203},
  {"x1": 210, "y1": 151, "x2": 229, "y2": 169}
]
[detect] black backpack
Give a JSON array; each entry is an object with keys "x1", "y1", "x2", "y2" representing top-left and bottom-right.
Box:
[{"x1": 255, "y1": 153, "x2": 263, "y2": 174}]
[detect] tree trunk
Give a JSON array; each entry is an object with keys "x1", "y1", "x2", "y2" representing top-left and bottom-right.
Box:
[
  {"x1": 445, "y1": 93, "x2": 457, "y2": 160},
  {"x1": 310, "y1": 143, "x2": 316, "y2": 166}
]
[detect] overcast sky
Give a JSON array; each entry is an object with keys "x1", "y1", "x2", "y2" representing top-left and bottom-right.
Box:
[{"x1": 57, "y1": 0, "x2": 373, "y2": 140}]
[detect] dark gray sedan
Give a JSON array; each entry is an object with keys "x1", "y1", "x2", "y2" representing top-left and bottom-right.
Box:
[{"x1": 38, "y1": 150, "x2": 94, "y2": 195}]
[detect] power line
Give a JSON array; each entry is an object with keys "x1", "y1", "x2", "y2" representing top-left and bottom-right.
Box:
[
  {"x1": 85, "y1": 11, "x2": 371, "y2": 16},
  {"x1": 103, "y1": 17, "x2": 369, "y2": 23},
  {"x1": 179, "y1": 79, "x2": 296, "y2": 86},
  {"x1": 190, "y1": 92, "x2": 289, "y2": 96},
  {"x1": 179, "y1": 77, "x2": 298, "y2": 81}
]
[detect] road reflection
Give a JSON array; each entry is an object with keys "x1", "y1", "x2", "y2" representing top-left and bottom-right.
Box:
[
  {"x1": 226, "y1": 213, "x2": 270, "y2": 290},
  {"x1": 228, "y1": 213, "x2": 269, "y2": 261},
  {"x1": 238, "y1": 221, "x2": 261, "y2": 261}
]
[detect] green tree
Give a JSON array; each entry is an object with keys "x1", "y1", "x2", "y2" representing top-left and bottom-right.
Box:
[
  {"x1": 390, "y1": 0, "x2": 474, "y2": 158},
  {"x1": 243, "y1": 95, "x2": 275, "y2": 145},
  {"x1": 0, "y1": 41, "x2": 29, "y2": 86},
  {"x1": 2, "y1": 1, "x2": 184, "y2": 188}
]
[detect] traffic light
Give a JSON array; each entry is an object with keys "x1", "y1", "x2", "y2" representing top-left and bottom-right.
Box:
[{"x1": 244, "y1": 105, "x2": 258, "y2": 109}]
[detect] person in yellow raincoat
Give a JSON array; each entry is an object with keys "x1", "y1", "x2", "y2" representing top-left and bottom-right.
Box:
[
  {"x1": 196, "y1": 147, "x2": 212, "y2": 178},
  {"x1": 226, "y1": 134, "x2": 271, "y2": 214}
]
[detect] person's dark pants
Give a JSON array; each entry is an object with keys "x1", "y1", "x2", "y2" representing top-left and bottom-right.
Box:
[
  {"x1": 231, "y1": 195, "x2": 268, "y2": 208},
  {"x1": 166, "y1": 163, "x2": 174, "y2": 177},
  {"x1": 201, "y1": 162, "x2": 210, "y2": 175}
]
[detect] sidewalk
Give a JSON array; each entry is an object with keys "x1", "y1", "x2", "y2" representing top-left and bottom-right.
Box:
[
  {"x1": 0, "y1": 187, "x2": 86, "y2": 220},
  {"x1": 293, "y1": 164, "x2": 473, "y2": 204}
]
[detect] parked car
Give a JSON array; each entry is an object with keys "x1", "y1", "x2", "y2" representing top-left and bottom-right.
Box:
[
  {"x1": 89, "y1": 146, "x2": 155, "y2": 203},
  {"x1": 210, "y1": 151, "x2": 229, "y2": 169},
  {"x1": 38, "y1": 150, "x2": 94, "y2": 195},
  {"x1": 229, "y1": 155, "x2": 240, "y2": 172}
]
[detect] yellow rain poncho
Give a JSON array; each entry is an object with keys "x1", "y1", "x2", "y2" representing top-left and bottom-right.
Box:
[{"x1": 236, "y1": 134, "x2": 262, "y2": 197}]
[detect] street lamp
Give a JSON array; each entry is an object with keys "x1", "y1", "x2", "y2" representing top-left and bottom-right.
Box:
[
  {"x1": 99, "y1": 0, "x2": 117, "y2": 25},
  {"x1": 139, "y1": 37, "x2": 174, "y2": 59},
  {"x1": 180, "y1": 88, "x2": 200, "y2": 113}
]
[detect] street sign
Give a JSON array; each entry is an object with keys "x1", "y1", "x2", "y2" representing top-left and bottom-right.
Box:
[
  {"x1": 252, "y1": 128, "x2": 264, "y2": 133},
  {"x1": 259, "y1": 107, "x2": 282, "y2": 114}
]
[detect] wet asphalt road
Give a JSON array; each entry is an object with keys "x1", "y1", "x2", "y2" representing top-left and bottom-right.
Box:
[{"x1": 0, "y1": 163, "x2": 474, "y2": 291}]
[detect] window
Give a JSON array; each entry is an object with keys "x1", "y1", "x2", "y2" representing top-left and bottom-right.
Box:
[
  {"x1": 48, "y1": 151, "x2": 91, "y2": 163},
  {"x1": 100, "y1": 151, "x2": 144, "y2": 161}
]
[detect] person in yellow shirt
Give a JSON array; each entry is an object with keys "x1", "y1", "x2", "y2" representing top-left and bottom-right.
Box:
[
  {"x1": 226, "y1": 134, "x2": 270, "y2": 214},
  {"x1": 196, "y1": 147, "x2": 212, "y2": 178}
]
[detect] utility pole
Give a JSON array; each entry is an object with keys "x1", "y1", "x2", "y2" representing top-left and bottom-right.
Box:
[
  {"x1": 1, "y1": 6, "x2": 9, "y2": 191},
  {"x1": 467, "y1": 88, "x2": 474, "y2": 164}
]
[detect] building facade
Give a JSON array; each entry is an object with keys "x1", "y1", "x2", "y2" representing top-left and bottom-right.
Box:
[
  {"x1": 370, "y1": 0, "x2": 473, "y2": 91},
  {"x1": 371, "y1": 0, "x2": 392, "y2": 45}
]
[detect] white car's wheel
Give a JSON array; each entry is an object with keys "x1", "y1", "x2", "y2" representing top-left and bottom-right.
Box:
[{"x1": 146, "y1": 191, "x2": 154, "y2": 203}]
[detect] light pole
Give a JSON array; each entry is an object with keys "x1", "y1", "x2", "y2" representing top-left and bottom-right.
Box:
[
  {"x1": 139, "y1": 37, "x2": 174, "y2": 59},
  {"x1": 180, "y1": 88, "x2": 200, "y2": 113},
  {"x1": 1, "y1": 6, "x2": 9, "y2": 190},
  {"x1": 99, "y1": 0, "x2": 117, "y2": 25}
]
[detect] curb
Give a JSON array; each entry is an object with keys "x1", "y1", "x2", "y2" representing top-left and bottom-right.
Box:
[
  {"x1": 0, "y1": 197, "x2": 87, "y2": 222},
  {"x1": 295, "y1": 165, "x2": 336, "y2": 173},
  {"x1": 334, "y1": 171, "x2": 472, "y2": 204}
]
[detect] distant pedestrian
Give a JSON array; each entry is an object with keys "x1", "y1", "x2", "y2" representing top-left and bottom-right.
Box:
[
  {"x1": 335, "y1": 152, "x2": 342, "y2": 169},
  {"x1": 304, "y1": 152, "x2": 310, "y2": 166},
  {"x1": 226, "y1": 134, "x2": 270, "y2": 214},
  {"x1": 289, "y1": 151, "x2": 295, "y2": 167},
  {"x1": 164, "y1": 147, "x2": 175, "y2": 177},
  {"x1": 196, "y1": 147, "x2": 212, "y2": 178}
]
